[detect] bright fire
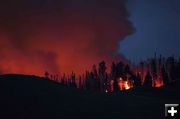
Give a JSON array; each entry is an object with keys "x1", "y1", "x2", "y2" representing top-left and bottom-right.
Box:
[
  {"x1": 118, "y1": 77, "x2": 133, "y2": 90},
  {"x1": 154, "y1": 76, "x2": 164, "y2": 87}
]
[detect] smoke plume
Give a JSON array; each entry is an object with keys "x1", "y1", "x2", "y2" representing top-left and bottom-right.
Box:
[{"x1": 0, "y1": 0, "x2": 134, "y2": 75}]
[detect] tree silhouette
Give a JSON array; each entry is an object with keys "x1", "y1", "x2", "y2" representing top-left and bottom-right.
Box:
[
  {"x1": 144, "y1": 72, "x2": 152, "y2": 87},
  {"x1": 44, "y1": 71, "x2": 49, "y2": 79},
  {"x1": 43, "y1": 55, "x2": 180, "y2": 92},
  {"x1": 98, "y1": 61, "x2": 107, "y2": 92}
]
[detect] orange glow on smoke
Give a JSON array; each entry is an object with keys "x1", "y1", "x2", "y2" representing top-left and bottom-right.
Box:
[{"x1": 0, "y1": 0, "x2": 133, "y2": 76}]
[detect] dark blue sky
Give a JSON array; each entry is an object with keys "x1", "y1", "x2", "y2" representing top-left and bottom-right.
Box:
[{"x1": 119, "y1": 0, "x2": 180, "y2": 63}]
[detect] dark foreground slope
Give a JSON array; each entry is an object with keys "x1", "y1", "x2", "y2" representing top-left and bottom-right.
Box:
[{"x1": 0, "y1": 74, "x2": 179, "y2": 119}]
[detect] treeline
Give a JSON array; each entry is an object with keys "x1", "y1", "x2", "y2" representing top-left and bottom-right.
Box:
[{"x1": 44, "y1": 56, "x2": 180, "y2": 92}]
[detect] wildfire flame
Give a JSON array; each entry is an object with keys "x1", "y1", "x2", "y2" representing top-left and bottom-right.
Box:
[
  {"x1": 124, "y1": 81, "x2": 131, "y2": 90},
  {"x1": 154, "y1": 76, "x2": 164, "y2": 87},
  {"x1": 118, "y1": 77, "x2": 133, "y2": 90}
]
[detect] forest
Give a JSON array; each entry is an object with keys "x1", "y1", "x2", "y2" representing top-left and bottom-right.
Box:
[{"x1": 44, "y1": 55, "x2": 180, "y2": 93}]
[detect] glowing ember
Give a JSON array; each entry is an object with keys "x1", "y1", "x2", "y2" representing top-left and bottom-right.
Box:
[{"x1": 109, "y1": 80, "x2": 114, "y2": 92}]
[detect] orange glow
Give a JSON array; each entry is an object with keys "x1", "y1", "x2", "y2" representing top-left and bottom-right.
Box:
[
  {"x1": 0, "y1": 0, "x2": 133, "y2": 76},
  {"x1": 155, "y1": 76, "x2": 164, "y2": 87},
  {"x1": 109, "y1": 80, "x2": 114, "y2": 92},
  {"x1": 0, "y1": 22, "x2": 129, "y2": 76},
  {"x1": 118, "y1": 77, "x2": 133, "y2": 90},
  {"x1": 124, "y1": 81, "x2": 131, "y2": 90}
]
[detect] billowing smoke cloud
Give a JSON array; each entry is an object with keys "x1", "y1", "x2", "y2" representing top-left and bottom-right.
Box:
[{"x1": 0, "y1": 0, "x2": 134, "y2": 75}]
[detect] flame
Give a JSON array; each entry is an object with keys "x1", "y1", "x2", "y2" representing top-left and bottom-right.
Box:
[
  {"x1": 124, "y1": 81, "x2": 131, "y2": 90},
  {"x1": 135, "y1": 67, "x2": 165, "y2": 88},
  {"x1": 155, "y1": 76, "x2": 164, "y2": 87},
  {"x1": 118, "y1": 77, "x2": 133, "y2": 90}
]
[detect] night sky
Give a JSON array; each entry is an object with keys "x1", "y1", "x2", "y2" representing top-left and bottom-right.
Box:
[
  {"x1": 120, "y1": 0, "x2": 180, "y2": 63},
  {"x1": 0, "y1": 0, "x2": 179, "y2": 75}
]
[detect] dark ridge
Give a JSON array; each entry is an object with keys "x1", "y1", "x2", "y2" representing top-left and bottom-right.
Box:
[{"x1": 0, "y1": 74, "x2": 179, "y2": 119}]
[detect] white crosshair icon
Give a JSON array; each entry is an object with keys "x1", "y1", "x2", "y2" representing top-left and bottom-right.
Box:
[{"x1": 168, "y1": 107, "x2": 177, "y2": 116}]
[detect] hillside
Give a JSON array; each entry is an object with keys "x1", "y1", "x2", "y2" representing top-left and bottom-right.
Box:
[{"x1": 0, "y1": 74, "x2": 179, "y2": 119}]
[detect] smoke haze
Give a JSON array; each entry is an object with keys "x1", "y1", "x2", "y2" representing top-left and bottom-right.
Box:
[{"x1": 0, "y1": 0, "x2": 134, "y2": 75}]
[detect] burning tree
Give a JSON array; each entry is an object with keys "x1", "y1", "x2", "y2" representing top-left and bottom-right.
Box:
[{"x1": 45, "y1": 55, "x2": 180, "y2": 93}]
